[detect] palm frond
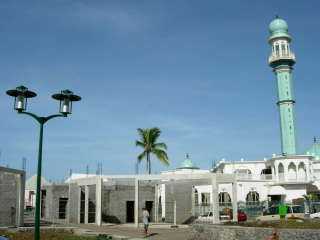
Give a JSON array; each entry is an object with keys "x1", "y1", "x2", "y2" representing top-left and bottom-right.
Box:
[
  {"x1": 137, "y1": 128, "x2": 148, "y2": 143},
  {"x1": 151, "y1": 149, "x2": 169, "y2": 166},
  {"x1": 149, "y1": 127, "x2": 161, "y2": 143},
  {"x1": 153, "y1": 142, "x2": 167, "y2": 150},
  {"x1": 137, "y1": 151, "x2": 147, "y2": 162},
  {"x1": 135, "y1": 140, "x2": 145, "y2": 148}
]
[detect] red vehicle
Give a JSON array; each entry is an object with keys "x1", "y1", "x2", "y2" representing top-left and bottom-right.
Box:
[{"x1": 237, "y1": 210, "x2": 247, "y2": 222}]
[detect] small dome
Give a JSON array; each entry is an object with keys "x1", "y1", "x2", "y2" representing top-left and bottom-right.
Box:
[
  {"x1": 269, "y1": 17, "x2": 288, "y2": 34},
  {"x1": 177, "y1": 154, "x2": 199, "y2": 170},
  {"x1": 305, "y1": 142, "x2": 320, "y2": 160},
  {"x1": 268, "y1": 16, "x2": 291, "y2": 41}
]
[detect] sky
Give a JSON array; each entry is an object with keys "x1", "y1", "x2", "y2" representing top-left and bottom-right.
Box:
[{"x1": 0, "y1": 0, "x2": 320, "y2": 181}]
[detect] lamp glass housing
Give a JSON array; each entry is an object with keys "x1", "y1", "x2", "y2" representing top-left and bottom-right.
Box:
[
  {"x1": 60, "y1": 98, "x2": 72, "y2": 114},
  {"x1": 15, "y1": 95, "x2": 27, "y2": 111}
]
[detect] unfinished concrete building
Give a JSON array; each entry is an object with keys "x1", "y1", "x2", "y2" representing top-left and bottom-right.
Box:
[
  {"x1": 0, "y1": 166, "x2": 25, "y2": 227},
  {"x1": 40, "y1": 173, "x2": 237, "y2": 226}
]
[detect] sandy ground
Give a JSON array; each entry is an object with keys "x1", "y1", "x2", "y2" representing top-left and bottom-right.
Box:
[{"x1": 75, "y1": 223, "x2": 192, "y2": 240}]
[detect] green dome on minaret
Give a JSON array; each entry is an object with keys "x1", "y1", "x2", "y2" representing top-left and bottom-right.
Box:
[{"x1": 268, "y1": 16, "x2": 291, "y2": 42}]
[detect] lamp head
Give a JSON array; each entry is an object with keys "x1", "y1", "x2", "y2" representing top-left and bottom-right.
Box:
[
  {"x1": 6, "y1": 85, "x2": 37, "y2": 112},
  {"x1": 52, "y1": 89, "x2": 81, "y2": 115}
]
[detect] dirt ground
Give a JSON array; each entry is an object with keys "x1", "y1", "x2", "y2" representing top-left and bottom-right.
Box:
[
  {"x1": 76, "y1": 224, "x2": 193, "y2": 240},
  {"x1": 0, "y1": 225, "x2": 192, "y2": 240}
]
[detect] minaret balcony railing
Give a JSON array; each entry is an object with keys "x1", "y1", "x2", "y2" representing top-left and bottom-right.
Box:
[{"x1": 268, "y1": 52, "x2": 296, "y2": 64}]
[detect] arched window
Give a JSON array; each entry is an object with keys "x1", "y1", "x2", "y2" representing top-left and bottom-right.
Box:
[
  {"x1": 278, "y1": 163, "x2": 284, "y2": 181},
  {"x1": 246, "y1": 191, "x2": 259, "y2": 205},
  {"x1": 298, "y1": 162, "x2": 307, "y2": 181},
  {"x1": 275, "y1": 44, "x2": 280, "y2": 56},
  {"x1": 281, "y1": 44, "x2": 286, "y2": 56},
  {"x1": 219, "y1": 192, "x2": 231, "y2": 206},
  {"x1": 288, "y1": 162, "x2": 297, "y2": 181}
]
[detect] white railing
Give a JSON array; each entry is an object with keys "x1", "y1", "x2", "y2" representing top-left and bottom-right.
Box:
[
  {"x1": 236, "y1": 174, "x2": 274, "y2": 181},
  {"x1": 235, "y1": 174, "x2": 253, "y2": 180},
  {"x1": 260, "y1": 174, "x2": 273, "y2": 180},
  {"x1": 268, "y1": 52, "x2": 295, "y2": 63},
  {"x1": 278, "y1": 173, "x2": 285, "y2": 181}
]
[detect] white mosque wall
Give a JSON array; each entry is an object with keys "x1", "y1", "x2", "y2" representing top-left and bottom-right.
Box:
[{"x1": 281, "y1": 185, "x2": 307, "y2": 202}]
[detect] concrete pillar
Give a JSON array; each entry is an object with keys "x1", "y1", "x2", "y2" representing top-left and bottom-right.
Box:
[
  {"x1": 77, "y1": 186, "x2": 81, "y2": 224},
  {"x1": 173, "y1": 200, "x2": 177, "y2": 226},
  {"x1": 232, "y1": 182, "x2": 238, "y2": 222},
  {"x1": 306, "y1": 162, "x2": 310, "y2": 181},
  {"x1": 211, "y1": 175, "x2": 219, "y2": 224},
  {"x1": 275, "y1": 163, "x2": 279, "y2": 181},
  {"x1": 134, "y1": 178, "x2": 139, "y2": 228},
  {"x1": 283, "y1": 162, "x2": 288, "y2": 181},
  {"x1": 17, "y1": 172, "x2": 25, "y2": 227},
  {"x1": 191, "y1": 186, "x2": 195, "y2": 216},
  {"x1": 161, "y1": 184, "x2": 166, "y2": 220},
  {"x1": 67, "y1": 183, "x2": 71, "y2": 224},
  {"x1": 96, "y1": 177, "x2": 102, "y2": 226},
  {"x1": 85, "y1": 185, "x2": 89, "y2": 224},
  {"x1": 154, "y1": 184, "x2": 158, "y2": 223}
]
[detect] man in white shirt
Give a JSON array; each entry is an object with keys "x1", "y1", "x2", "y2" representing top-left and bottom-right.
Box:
[{"x1": 142, "y1": 208, "x2": 150, "y2": 236}]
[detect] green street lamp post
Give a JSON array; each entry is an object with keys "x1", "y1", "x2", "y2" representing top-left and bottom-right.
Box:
[{"x1": 6, "y1": 86, "x2": 81, "y2": 240}]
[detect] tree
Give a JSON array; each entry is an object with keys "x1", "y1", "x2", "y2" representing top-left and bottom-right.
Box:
[{"x1": 135, "y1": 127, "x2": 169, "y2": 174}]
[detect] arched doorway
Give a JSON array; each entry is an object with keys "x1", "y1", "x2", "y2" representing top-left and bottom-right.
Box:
[
  {"x1": 278, "y1": 163, "x2": 284, "y2": 181},
  {"x1": 219, "y1": 192, "x2": 231, "y2": 206},
  {"x1": 288, "y1": 162, "x2": 297, "y2": 181},
  {"x1": 246, "y1": 191, "x2": 259, "y2": 205},
  {"x1": 298, "y1": 162, "x2": 307, "y2": 181}
]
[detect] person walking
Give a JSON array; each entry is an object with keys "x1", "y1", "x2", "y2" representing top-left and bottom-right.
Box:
[{"x1": 142, "y1": 208, "x2": 150, "y2": 236}]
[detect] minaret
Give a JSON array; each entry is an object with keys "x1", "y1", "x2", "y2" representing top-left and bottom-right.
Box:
[{"x1": 268, "y1": 16, "x2": 297, "y2": 155}]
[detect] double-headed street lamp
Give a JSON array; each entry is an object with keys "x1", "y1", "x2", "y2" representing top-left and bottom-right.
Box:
[{"x1": 6, "y1": 86, "x2": 81, "y2": 240}]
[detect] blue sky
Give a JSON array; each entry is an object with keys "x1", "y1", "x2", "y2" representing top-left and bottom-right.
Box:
[{"x1": 1, "y1": 0, "x2": 320, "y2": 181}]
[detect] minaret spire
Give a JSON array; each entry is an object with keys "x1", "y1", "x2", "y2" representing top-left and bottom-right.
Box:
[{"x1": 268, "y1": 17, "x2": 297, "y2": 155}]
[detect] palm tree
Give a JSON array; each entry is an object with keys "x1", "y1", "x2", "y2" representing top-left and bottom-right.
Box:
[{"x1": 135, "y1": 127, "x2": 169, "y2": 174}]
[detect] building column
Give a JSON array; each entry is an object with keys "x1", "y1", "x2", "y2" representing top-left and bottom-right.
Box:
[
  {"x1": 154, "y1": 184, "x2": 158, "y2": 223},
  {"x1": 191, "y1": 186, "x2": 195, "y2": 216},
  {"x1": 161, "y1": 184, "x2": 166, "y2": 220},
  {"x1": 16, "y1": 172, "x2": 25, "y2": 227},
  {"x1": 306, "y1": 162, "x2": 310, "y2": 181},
  {"x1": 77, "y1": 186, "x2": 81, "y2": 224},
  {"x1": 211, "y1": 175, "x2": 219, "y2": 224},
  {"x1": 96, "y1": 177, "x2": 102, "y2": 226},
  {"x1": 67, "y1": 183, "x2": 71, "y2": 224},
  {"x1": 85, "y1": 185, "x2": 89, "y2": 224},
  {"x1": 232, "y1": 182, "x2": 238, "y2": 222},
  {"x1": 134, "y1": 178, "x2": 139, "y2": 228},
  {"x1": 283, "y1": 162, "x2": 288, "y2": 182},
  {"x1": 275, "y1": 163, "x2": 279, "y2": 181}
]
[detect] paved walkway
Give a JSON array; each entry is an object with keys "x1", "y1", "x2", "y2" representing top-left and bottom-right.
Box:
[{"x1": 74, "y1": 224, "x2": 192, "y2": 240}]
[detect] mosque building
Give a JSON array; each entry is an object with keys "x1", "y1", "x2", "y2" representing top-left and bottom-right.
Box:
[
  {"x1": 183, "y1": 16, "x2": 320, "y2": 206},
  {"x1": 34, "y1": 17, "x2": 320, "y2": 226}
]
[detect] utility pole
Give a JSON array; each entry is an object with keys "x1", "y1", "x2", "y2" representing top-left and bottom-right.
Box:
[
  {"x1": 86, "y1": 165, "x2": 89, "y2": 176},
  {"x1": 22, "y1": 157, "x2": 27, "y2": 171}
]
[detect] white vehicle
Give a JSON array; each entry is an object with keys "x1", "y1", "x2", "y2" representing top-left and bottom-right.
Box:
[
  {"x1": 196, "y1": 210, "x2": 243, "y2": 222},
  {"x1": 196, "y1": 211, "x2": 214, "y2": 223},
  {"x1": 310, "y1": 212, "x2": 320, "y2": 219},
  {"x1": 256, "y1": 205, "x2": 304, "y2": 221}
]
